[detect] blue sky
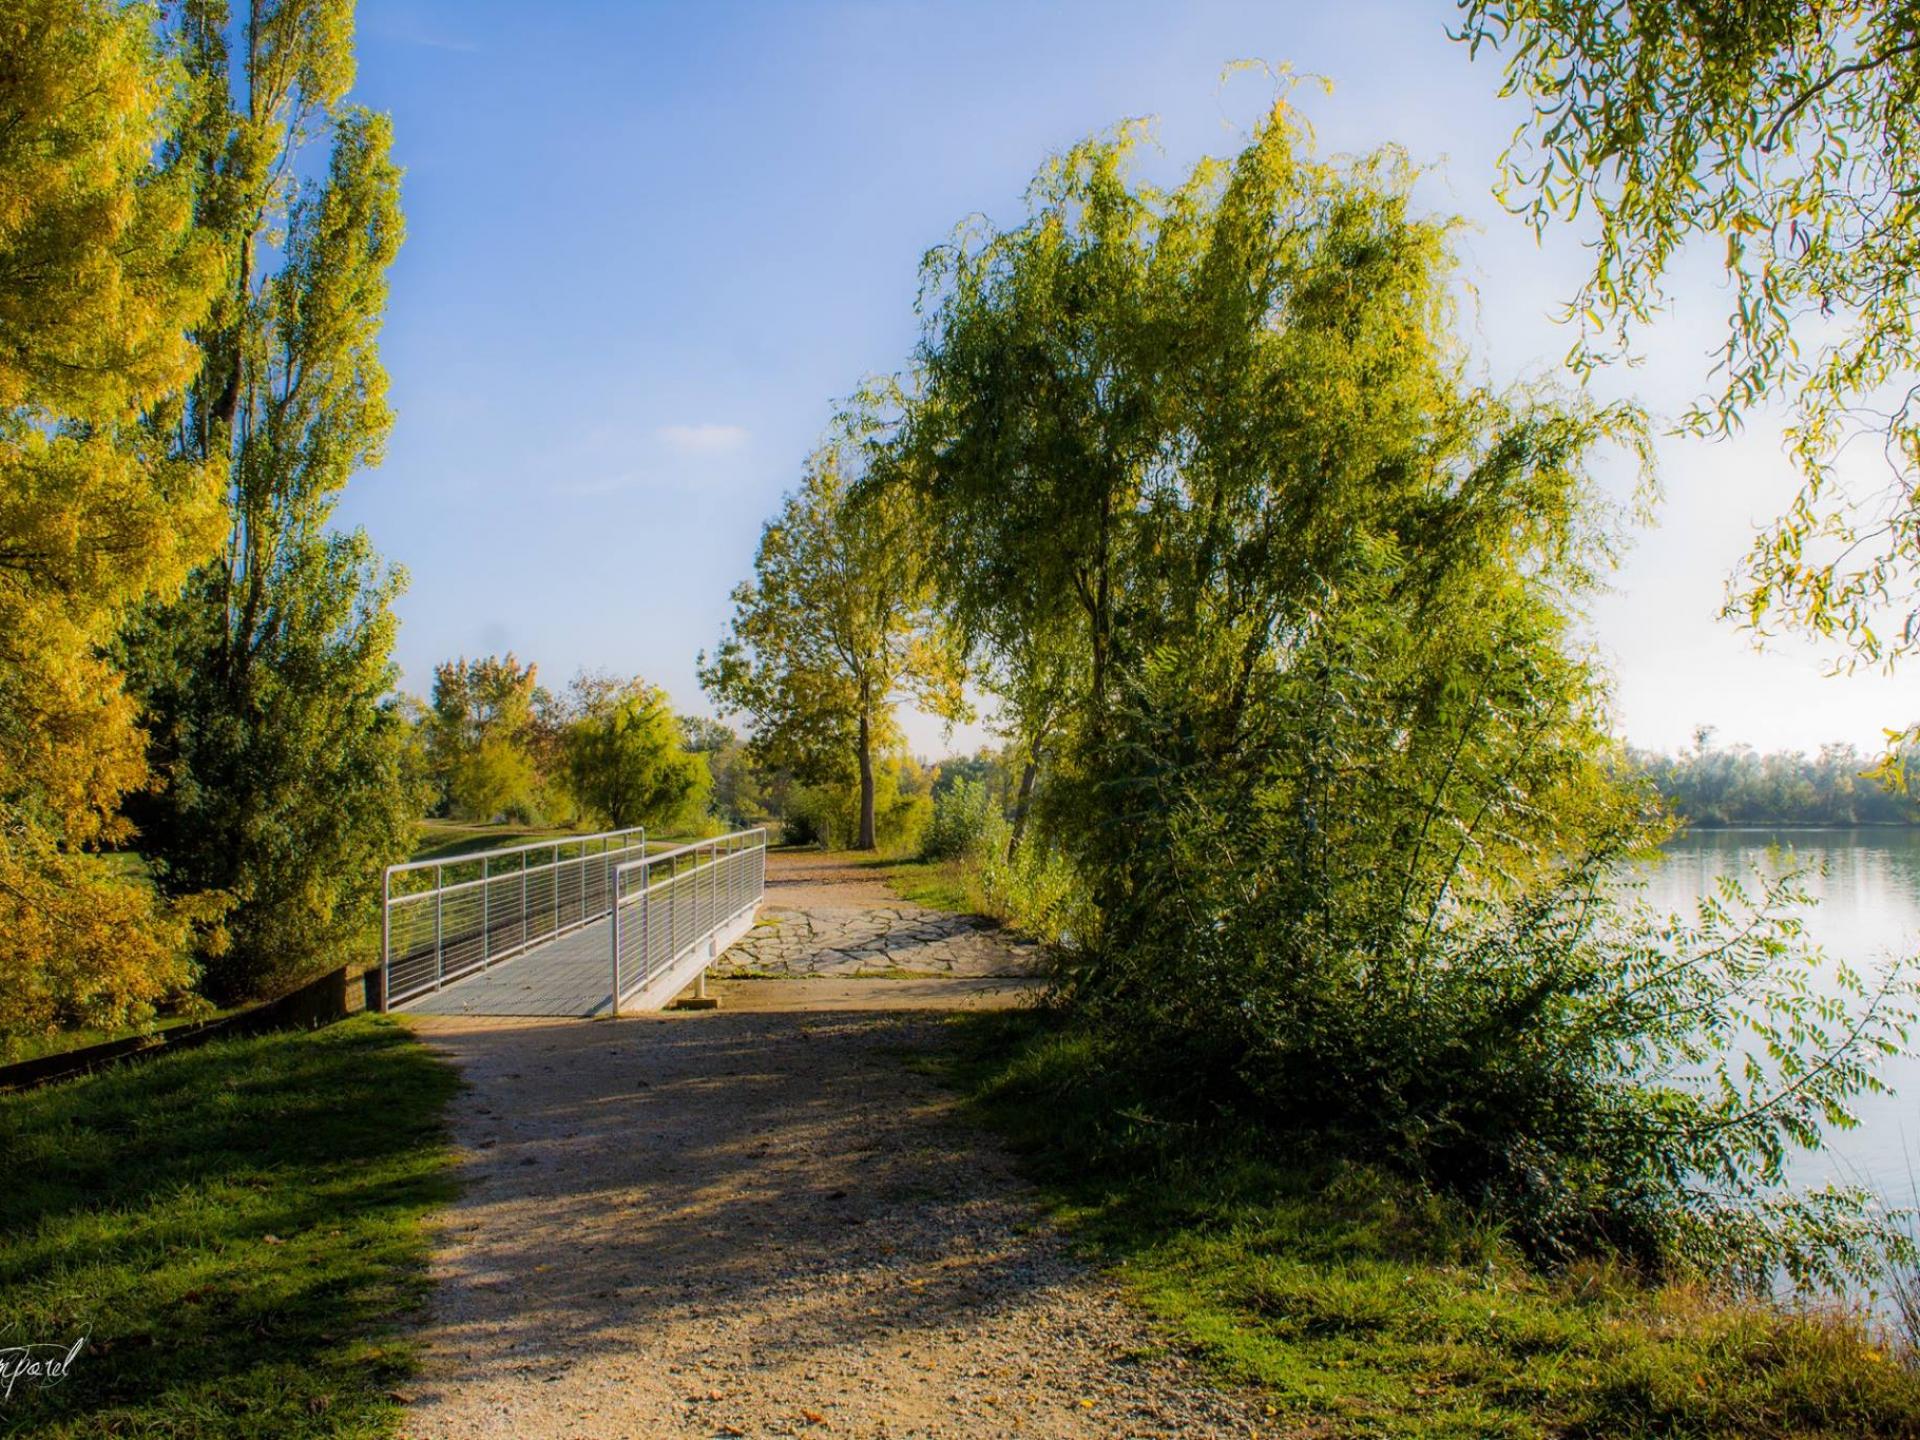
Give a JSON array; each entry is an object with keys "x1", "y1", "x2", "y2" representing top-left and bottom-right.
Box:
[{"x1": 336, "y1": 0, "x2": 1912, "y2": 756}]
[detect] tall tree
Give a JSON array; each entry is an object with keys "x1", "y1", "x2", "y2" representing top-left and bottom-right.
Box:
[
  {"x1": 121, "y1": 0, "x2": 419, "y2": 1001},
  {"x1": 700, "y1": 413, "x2": 965, "y2": 849},
  {"x1": 0, "y1": 0, "x2": 227, "y2": 1037},
  {"x1": 426, "y1": 654, "x2": 545, "y2": 822},
  {"x1": 904, "y1": 99, "x2": 1908, "y2": 1282},
  {"x1": 907, "y1": 130, "x2": 1166, "y2": 741},
  {"x1": 1455, "y1": 2, "x2": 1920, "y2": 675}
]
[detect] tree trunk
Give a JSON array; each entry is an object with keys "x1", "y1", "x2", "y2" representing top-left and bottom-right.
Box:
[
  {"x1": 1007, "y1": 757, "x2": 1038, "y2": 859},
  {"x1": 855, "y1": 708, "x2": 877, "y2": 850}
]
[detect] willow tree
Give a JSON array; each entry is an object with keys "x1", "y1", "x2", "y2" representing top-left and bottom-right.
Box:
[
  {"x1": 121, "y1": 0, "x2": 420, "y2": 1001},
  {"x1": 906, "y1": 100, "x2": 1909, "y2": 1281},
  {"x1": 701, "y1": 413, "x2": 965, "y2": 850},
  {"x1": 561, "y1": 674, "x2": 709, "y2": 832},
  {"x1": 0, "y1": 0, "x2": 226, "y2": 1036},
  {"x1": 1456, "y1": 2, "x2": 1920, "y2": 681}
]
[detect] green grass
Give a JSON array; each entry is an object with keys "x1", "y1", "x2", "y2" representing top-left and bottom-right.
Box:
[
  {"x1": 408, "y1": 819, "x2": 587, "y2": 863},
  {"x1": 931, "y1": 1011, "x2": 1920, "y2": 1440},
  {"x1": 865, "y1": 854, "x2": 976, "y2": 914},
  {"x1": 1, "y1": 1008, "x2": 239, "y2": 1067},
  {"x1": 0, "y1": 1016, "x2": 459, "y2": 1438}
]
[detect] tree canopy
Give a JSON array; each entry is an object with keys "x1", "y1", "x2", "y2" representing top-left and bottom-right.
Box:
[
  {"x1": 426, "y1": 654, "x2": 547, "y2": 822},
  {"x1": 561, "y1": 673, "x2": 709, "y2": 832},
  {"x1": 0, "y1": 0, "x2": 227, "y2": 1035},
  {"x1": 902, "y1": 97, "x2": 1906, "y2": 1281}
]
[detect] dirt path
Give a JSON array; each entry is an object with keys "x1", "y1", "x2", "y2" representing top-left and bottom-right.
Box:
[
  {"x1": 401, "y1": 852, "x2": 1265, "y2": 1439},
  {"x1": 759, "y1": 848, "x2": 906, "y2": 908}
]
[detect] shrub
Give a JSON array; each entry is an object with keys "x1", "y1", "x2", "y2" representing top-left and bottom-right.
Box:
[
  {"x1": 783, "y1": 770, "x2": 931, "y2": 852},
  {"x1": 976, "y1": 840, "x2": 1091, "y2": 950},
  {"x1": 921, "y1": 777, "x2": 1001, "y2": 861}
]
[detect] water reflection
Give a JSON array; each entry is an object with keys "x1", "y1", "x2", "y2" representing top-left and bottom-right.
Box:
[{"x1": 1647, "y1": 829, "x2": 1920, "y2": 1201}]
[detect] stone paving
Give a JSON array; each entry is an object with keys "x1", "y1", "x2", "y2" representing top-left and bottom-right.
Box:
[{"x1": 713, "y1": 903, "x2": 1042, "y2": 979}]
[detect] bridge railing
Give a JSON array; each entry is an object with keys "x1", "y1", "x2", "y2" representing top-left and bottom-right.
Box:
[
  {"x1": 381, "y1": 826, "x2": 648, "y2": 1010},
  {"x1": 610, "y1": 828, "x2": 767, "y2": 1013}
]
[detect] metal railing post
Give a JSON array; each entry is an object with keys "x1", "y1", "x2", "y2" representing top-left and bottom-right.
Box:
[
  {"x1": 611, "y1": 870, "x2": 623, "y2": 1018},
  {"x1": 433, "y1": 862, "x2": 445, "y2": 992},
  {"x1": 482, "y1": 855, "x2": 491, "y2": 968},
  {"x1": 381, "y1": 868, "x2": 392, "y2": 1013}
]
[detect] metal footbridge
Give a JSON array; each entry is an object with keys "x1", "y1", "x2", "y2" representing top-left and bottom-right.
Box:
[{"x1": 380, "y1": 827, "x2": 766, "y2": 1016}]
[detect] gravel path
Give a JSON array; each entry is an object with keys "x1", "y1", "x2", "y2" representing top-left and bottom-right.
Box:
[{"x1": 400, "y1": 851, "x2": 1268, "y2": 1439}]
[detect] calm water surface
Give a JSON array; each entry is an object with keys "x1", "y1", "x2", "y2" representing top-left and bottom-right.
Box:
[{"x1": 1648, "y1": 829, "x2": 1920, "y2": 1203}]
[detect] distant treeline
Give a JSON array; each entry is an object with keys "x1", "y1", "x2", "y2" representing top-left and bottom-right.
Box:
[{"x1": 1628, "y1": 734, "x2": 1920, "y2": 827}]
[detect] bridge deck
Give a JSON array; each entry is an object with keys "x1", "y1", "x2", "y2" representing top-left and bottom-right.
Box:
[
  {"x1": 386, "y1": 827, "x2": 766, "y2": 1018},
  {"x1": 398, "y1": 915, "x2": 627, "y2": 1017}
]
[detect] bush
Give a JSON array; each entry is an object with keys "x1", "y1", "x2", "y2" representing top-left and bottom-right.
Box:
[
  {"x1": 782, "y1": 771, "x2": 932, "y2": 852},
  {"x1": 976, "y1": 839, "x2": 1092, "y2": 949},
  {"x1": 920, "y1": 777, "x2": 1002, "y2": 861}
]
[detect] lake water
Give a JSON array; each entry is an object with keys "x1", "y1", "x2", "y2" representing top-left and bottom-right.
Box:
[{"x1": 1647, "y1": 829, "x2": 1920, "y2": 1206}]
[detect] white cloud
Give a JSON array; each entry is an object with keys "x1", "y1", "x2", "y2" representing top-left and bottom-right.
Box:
[{"x1": 658, "y1": 423, "x2": 749, "y2": 456}]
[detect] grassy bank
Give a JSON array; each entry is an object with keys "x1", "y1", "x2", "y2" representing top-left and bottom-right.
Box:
[
  {"x1": 409, "y1": 818, "x2": 586, "y2": 863},
  {"x1": 935, "y1": 1010, "x2": 1920, "y2": 1440},
  {"x1": 0, "y1": 1017, "x2": 458, "y2": 1438},
  {"x1": 868, "y1": 853, "x2": 974, "y2": 914}
]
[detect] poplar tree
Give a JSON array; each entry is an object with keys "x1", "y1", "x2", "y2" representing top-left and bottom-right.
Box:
[
  {"x1": 122, "y1": 0, "x2": 420, "y2": 1000},
  {"x1": 426, "y1": 655, "x2": 546, "y2": 823},
  {"x1": 0, "y1": 0, "x2": 226, "y2": 1037}
]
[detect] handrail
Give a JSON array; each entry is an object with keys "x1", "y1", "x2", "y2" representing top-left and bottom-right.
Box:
[
  {"x1": 612, "y1": 829, "x2": 765, "y2": 898},
  {"x1": 381, "y1": 824, "x2": 647, "y2": 1010},
  {"x1": 610, "y1": 828, "x2": 767, "y2": 1014},
  {"x1": 385, "y1": 824, "x2": 647, "y2": 879},
  {"x1": 617, "y1": 828, "x2": 759, "y2": 872}
]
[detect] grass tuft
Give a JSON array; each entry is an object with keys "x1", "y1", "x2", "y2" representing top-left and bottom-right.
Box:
[
  {"x1": 0, "y1": 1016, "x2": 458, "y2": 1438},
  {"x1": 869, "y1": 855, "x2": 980, "y2": 916}
]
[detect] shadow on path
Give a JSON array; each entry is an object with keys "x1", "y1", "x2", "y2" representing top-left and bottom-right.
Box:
[{"x1": 402, "y1": 1010, "x2": 1263, "y2": 1439}]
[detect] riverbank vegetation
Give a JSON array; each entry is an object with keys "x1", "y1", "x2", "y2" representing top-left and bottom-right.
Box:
[
  {"x1": 940, "y1": 1009, "x2": 1920, "y2": 1439},
  {"x1": 699, "y1": 91, "x2": 1920, "y2": 1427},
  {"x1": 1630, "y1": 734, "x2": 1920, "y2": 829}
]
